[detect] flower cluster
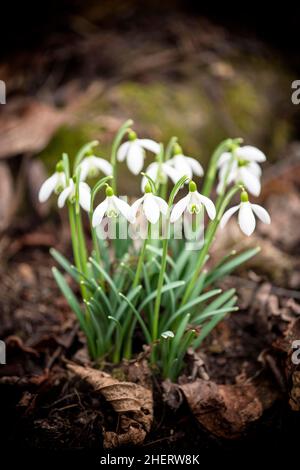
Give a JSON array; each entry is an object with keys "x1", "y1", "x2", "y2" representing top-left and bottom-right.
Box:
[{"x1": 39, "y1": 121, "x2": 271, "y2": 380}]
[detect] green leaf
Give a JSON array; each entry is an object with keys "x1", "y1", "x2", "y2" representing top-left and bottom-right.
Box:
[
  {"x1": 193, "y1": 288, "x2": 236, "y2": 322},
  {"x1": 89, "y1": 257, "x2": 120, "y2": 304},
  {"x1": 139, "y1": 281, "x2": 185, "y2": 312},
  {"x1": 193, "y1": 296, "x2": 237, "y2": 348},
  {"x1": 50, "y1": 248, "x2": 81, "y2": 282},
  {"x1": 52, "y1": 267, "x2": 87, "y2": 334},
  {"x1": 205, "y1": 247, "x2": 260, "y2": 286},
  {"x1": 167, "y1": 313, "x2": 191, "y2": 370},
  {"x1": 162, "y1": 288, "x2": 222, "y2": 330},
  {"x1": 119, "y1": 293, "x2": 152, "y2": 344},
  {"x1": 146, "y1": 245, "x2": 177, "y2": 272}
]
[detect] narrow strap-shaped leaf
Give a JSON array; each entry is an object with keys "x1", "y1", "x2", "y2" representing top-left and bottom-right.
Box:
[
  {"x1": 89, "y1": 257, "x2": 120, "y2": 303},
  {"x1": 50, "y1": 248, "x2": 81, "y2": 282},
  {"x1": 193, "y1": 288, "x2": 236, "y2": 321},
  {"x1": 106, "y1": 285, "x2": 142, "y2": 340},
  {"x1": 193, "y1": 305, "x2": 238, "y2": 325},
  {"x1": 162, "y1": 288, "x2": 222, "y2": 331},
  {"x1": 167, "y1": 313, "x2": 191, "y2": 370},
  {"x1": 119, "y1": 293, "x2": 152, "y2": 344},
  {"x1": 139, "y1": 281, "x2": 185, "y2": 312},
  {"x1": 204, "y1": 247, "x2": 260, "y2": 286},
  {"x1": 193, "y1": 296, "x2": 237, "y2": 348},
  {"x1": 146, "y1": 245, "x2": 177, "y2": 272}
]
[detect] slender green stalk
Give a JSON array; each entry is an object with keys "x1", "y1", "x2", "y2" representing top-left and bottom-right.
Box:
[
  {"x1": 152, "y1": 175, "x2": 188, "y2": 343},
  {"x1": 133, "y1": 223, "x2": 151, "y2": 288},
  {"x1": 181, "y1": 184, "x2": 241, "y2": 305},
  {"x1": 75, "y1": 209, "x2": 88, "y2": 275},
  {"x1": 68, "y1": 203, "x2": 88, "y2": 300},
  {"x1": 110, "y1": 119, "x2": 133, "y2": 193}
]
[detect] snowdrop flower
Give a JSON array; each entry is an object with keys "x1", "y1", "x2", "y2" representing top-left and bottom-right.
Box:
[
  {"x1": 220, "y1": 191, "x2": 271, "y2": 236},
  {"x1": 217, "y1": 145, "x2": 266, "y2": 196},
  {"x1": 92, "y1": 186, "x2": 133, "y2": 227},
  {"x1": 141, "y1": 162, "x2": 181, "y2": 191},
  {"x1": 78, "y1": 155, "x2": 112, "y2": 181},
  {"x1": 117, "y1": 130, "x2": 160, "y2": 175},
  {"x1": 57, "y1": 178, "x2": 91, "y2": 212},
  {"x1": 39, "y1": 162, "x2": 67, "y2": 203},
  {"x1": 170, "y1": 181, "x2": 216, "y2": 223},
  {"x1": 130, "y1": 183, "x2": 168, "y2": 224},
  {"x1": 168, "y1": 143, "x2": 204, "y2": 180}
]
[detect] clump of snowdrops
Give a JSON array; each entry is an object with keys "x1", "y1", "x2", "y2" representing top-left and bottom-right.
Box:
[{"x1": 39, "y1": 119, "x2": 271, "y2": 381}]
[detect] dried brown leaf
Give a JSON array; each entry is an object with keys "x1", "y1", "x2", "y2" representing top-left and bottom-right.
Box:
[
  {"x1": 180, "y1": 377, "x2": 278, "y2": 439},
  {"x1": 67, "y1": 363, "x2": 153, "y2": 448},
  {"x1": 0, "y1": 100, "x2": 66, "y2": 158},
  {"x1": 0, "y1": 162, "x2": 14, "y2": 231}
]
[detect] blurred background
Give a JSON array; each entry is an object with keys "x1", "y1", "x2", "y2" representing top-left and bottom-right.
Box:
[{"x1": 1, "y1": 0, "x2": 300, "y2": 229}]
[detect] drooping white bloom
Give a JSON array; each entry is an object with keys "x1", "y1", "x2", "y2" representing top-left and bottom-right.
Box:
[
  {"x1": 58, "y1": 178, "x2": 91, "y2": 212},
  {"x1": 170, "y1": 181, "x2": 216, "y2": 223},
  {"x1": 141, "y1": 162, "x2": 181, "y2": 191},
  {"x1": 167, "y1": 144, "x2": 204, "y2": 180},
  {"x1": 130, "y1": 184, "x2": 168, "y2": 224},
  {"x1": 220, "y1": 191, "x2": 271, "y2": 236},
  {"x1": 92, "y1": 186, "x2": 133, "y2": 226},
  {"x1": 217, "y1": 145, "x2": 266, "y2": 196},
  {"x1": 78, "y1": 155, "x2": 112, "y2": 181},
  {"x1": 38, "y1": 162, "x2": 66, "y2": 203},
  {"x1": 117, "y1": 130, "x2": 160, "y2": 175}
]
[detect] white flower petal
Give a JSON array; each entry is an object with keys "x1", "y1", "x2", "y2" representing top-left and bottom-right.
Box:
[
  {"x1": 141, "y1": 163, "x2": 158, "y2": 191},
  {"x1": 112, "y1": 196, "x2": 132, "y2": 222},
  {"x1": 163, "y1": 163, "x2": 181, "y2": 184},
  {"x1": 217, "y1": 152, "x2": 232, "y2": 168},
  {"x1": 238, "y1": 202, "x2": 256, "y2": 236},
  {"x1": 196, "y1": 193, "x2": 216, "y2": 220},
  {"x1": 154, "y1": 195, "x2": 169, "y2": 215},
  {"x1": 127, "y1": 142, "x2": 145, "y2": 175},
  {"x1": 239, "y1": 167, "x2": 261, "y2": 196},
  {"x1": 220, "y1": 205, "x2": 240, "y2": 228},
  {"x1": 251, "y1": 204, "x2": 271, "y2": 224},
  {"x1": 79, "y1": 182, "x2": 91, "y2": 212},
  {"x1": 129, "y1": 196, "x2": 145, "y2": 221},
  {"x1": 117, "y1": 141, "x2": 130, "y2": 162},
  {"x1": 236, "y1": 145, "x2": 266, "y2": 163},
  {"x1": 78, "y1": 159, "x2": 89, "y2": 181},
  {"x1": 92, "y1": 157, "x2": 113, "y2": 176},
  {"x1": 143, "y1": 194, "x2": 160, "y2": 224},
  {"x1": 58, "y1": 186, "x2": 72, "y2": 208},
  {"x1": 248, "y1": 161, "x2": 262, "y2": 177},
  {"x1": 39, "y1": 173, "x2": 58, "y2": 202},
  {"x1": 92, "y1": 199, "x2": 108, "y2": 226},
  {"x1": 138, "y1": 139, "x2": 160, "y2": 154},
  {"x1": 170, "y1": 193, "x2": 190, "y2": 222},
  {"x1": 185, "y1": 156, "x2": 204, "y2": 176},
  {"x1": 172, "y1": 155, "x2": 193, "y2": 179}
]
